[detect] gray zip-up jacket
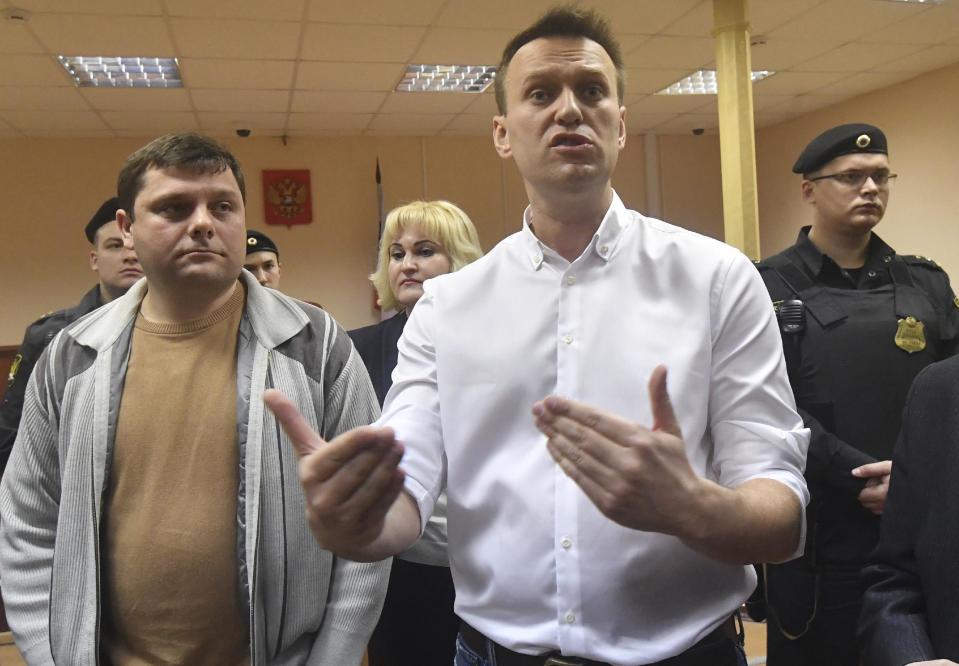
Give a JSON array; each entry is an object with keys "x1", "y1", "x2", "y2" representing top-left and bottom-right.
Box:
[{"x1": 0, "y1": 272, "x2": 390, "y2": 665}]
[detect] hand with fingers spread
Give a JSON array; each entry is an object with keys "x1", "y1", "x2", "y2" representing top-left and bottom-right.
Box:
[
  {"x1": 852, "y1": 460, "x2": 892, "y2": 515},
  {"x1": 264, "y1": 388, "x2": 418, "y2": 560},
  {"x1": 532, "y1": 365, "x2": 705, "y2": 537}
]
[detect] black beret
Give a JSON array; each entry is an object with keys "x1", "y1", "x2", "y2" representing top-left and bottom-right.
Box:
[
  {"x1": 792, "y1": 123, "x2": 888, "y2": 175},
  {"x1": 246, "y1": 229, "x2": 279, "y2": 258},
  {"x1": 85, "y1": 196, "x2": 120, "y2": 243}
]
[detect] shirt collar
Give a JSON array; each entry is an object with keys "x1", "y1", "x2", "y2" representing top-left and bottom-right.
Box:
[
  {"x1": 519, "y1": 191, "x2": 629, "y2": 270},
  {"x1": 793, "y1": 225, "x2": 896, "y2": 277}
]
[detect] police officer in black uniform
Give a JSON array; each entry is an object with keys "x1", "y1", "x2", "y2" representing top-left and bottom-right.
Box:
[
  {"x1": 756, "y1": 124, "x2": 959, "y2": 665},
  {"x1": 0, "y1": 197, "x2": 142, "y2": 477}
]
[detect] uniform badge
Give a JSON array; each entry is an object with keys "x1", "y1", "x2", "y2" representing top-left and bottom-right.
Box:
[
  {"x1": 856, "y1": 134, "x2": 871, "y2": 149},
  {"x1": 953, "y1": 296, "x2": 959, "y2": 309},
  {"x1": 6, "y1": 352, "x2": 22, "y2": 387},
  {"x1": 895, "y1": 316, "x2": 926, "y2": 353}
]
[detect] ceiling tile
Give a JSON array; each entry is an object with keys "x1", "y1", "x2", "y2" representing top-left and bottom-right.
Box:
[
  {"x1": 11, "y1": 0, "x2": 162, "y2": 14},
  {"x1": 750, "y1": 70, "x2": 849, "y2": 95},
  {"x1": 660, "y1": 2, "x2": 711, "y2": 36},
  {"x1": 197, "y1": 111, "x2": 288, "y2": 131},
  {"x1": 19, "y1": 128, "x2": 117, "y2": 137},
  {"x1": 752, "y1": 94, "x2": 796, "y2": 111},
  {"x1": 586, "y1": 0, "x2": 702, "y2": 34},
  {"x1": 379, "y1": 92, "x2": 475, "y2": 114},
  {"x1": 443, "y1": 113, "x2": 494, "y2": 132},
  {"x1": 180, "y1": 59, "x2": 295, "y2": 90},
  {"x1": 287, "y1": 113, "x2": 373, "y2": 130},
  {"x1": 650, "y1": 112, "x2": 718, "y2": 134},
  {"x1": 0, "y1": 54, "x2": 73, "y2": 86},
  {"x1": 413, "y1": 28, "x2": 516, "y2": 64},
  {"x1": 301, "y1": 24, "x2": 426, "y2": 62},
  {"x1": 30, "y1": 14, "x2": 174, "y2": 55},
  {"x1": 750, "y1": 40, "x2": 845, "y2": 72},
  {"x1": 872, "y1": 44, "x2": 959, "y2": 73},
  {"x1": 796, "y1": 41, "x2": 927, "y2": 73},
  {"x1": 747, "y1": 0, "x2": 826, "y2": 35},
  {"x1": 0, "y1": 21, "x2": 44, "y2": 54},
  {"x1": 0, "y1": 109, "x2": 108, "y2": 130},
  {"x1": 290, "y1": 91, "x2": 387, "y2": 113},
  {"x1": 863, "y1": 5, "x2": 959, "y2": 45},
  {"x1": 629, "y1": 95, "x2": 715, "y2": 114},
  {"x1": 760, "y1": 93, "x2": 849, "y2": 114},
  {"x1": 165, "y1": 0, "x2": 306, "y2": 21},
  {"x1": 306, "y1": 0, "x2": 446, "y2": 25},
  {"x1": 100, "y1": 110, "x2": 199, "y2": 131},
  {"x1": 171, "y1": 18, "x2": 301, "y2": 59},
  {"x1": 295, "y1": 62, "x2": 405, "y2": 91},
  {"x1": 626, "y1": 68, "x2": 696, "y2": 94},
  {"x1": 192, "y1": 89, "x2": 291, "y2": 113},
  {"x1": 810, "y1": 70, "x2": 917, "y2": 97},
  {"x1": 368, "y1": 113, "x2": 454, "y2": 132},
  {"x1": 754, "y1": 110, "x2": 799, "y2": 128},
  {"x1": 768, "y1": 0, "x2": 921, "y2": 43},
  {"x1": 464, "y1": 92, "x2": 499, "y2": 114},
  {"x1": 435, "y1": 0, "x2": 558, "y2": 29},
  {"x1": 628, "y1": 111, "x2": 678, "y2": 131},
  {"x1": 0, "y1": 86, "x2": 89, "y2": 110},
  {"x1": 81, "y1": 88, "x2": 192, "y2": 111},
  {"x1": 625, "y1": 36, "x2": 715, "y2": 69}
]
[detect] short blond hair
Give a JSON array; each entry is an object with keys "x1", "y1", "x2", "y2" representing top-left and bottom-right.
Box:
[{"x1": 371, "y1": 200, "x2": 483, "y2": 312}]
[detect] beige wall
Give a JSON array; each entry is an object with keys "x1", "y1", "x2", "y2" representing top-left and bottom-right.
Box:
[
  {"x1": 0, "y1": 130, "x2": 728, "y2": 345},
  {"x1": 4, "y1": 61, "x2": 956, "y2": 346},
  {"x1": 756, "y1": 61, "x2": 959, "y2": 284}
]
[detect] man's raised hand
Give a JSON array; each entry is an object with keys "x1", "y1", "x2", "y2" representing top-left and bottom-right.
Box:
[{"x1": 263, "y1": 389, "x2": 406, "y2": 555}]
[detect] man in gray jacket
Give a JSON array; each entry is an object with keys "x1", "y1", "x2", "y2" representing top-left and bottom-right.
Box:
[{"x1": 0, "y1": 132, "x2": 389, "y2": 665}]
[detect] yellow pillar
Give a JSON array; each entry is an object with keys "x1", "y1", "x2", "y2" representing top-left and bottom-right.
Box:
[{"x1": 713, "y1": 0, "x2": 760, "y2": 259}]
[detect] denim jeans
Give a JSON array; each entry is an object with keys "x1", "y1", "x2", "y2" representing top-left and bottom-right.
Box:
[{"x1": 453, "y1": 632, "x2": 750, "y2": 666}]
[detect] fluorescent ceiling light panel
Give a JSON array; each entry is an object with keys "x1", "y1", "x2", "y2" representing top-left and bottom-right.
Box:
[
  {"x1": 875, "y1": 0, "x2": 942, "y2": 4},
  {"x1": 396, "y1": 65, "x2": 496, "y2": 93},
  {"x1": 656, "y1": 69, "x2": 775, "y2": 95},
  {"x1": 58, "y1": 55, "x2": 183, "y2": 88}
]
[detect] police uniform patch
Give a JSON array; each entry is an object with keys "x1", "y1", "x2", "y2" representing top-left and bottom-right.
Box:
[{"x1": 7, "y1": 352, "x2": 22, "y2": 387}]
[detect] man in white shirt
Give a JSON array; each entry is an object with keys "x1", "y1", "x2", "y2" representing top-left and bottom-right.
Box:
[{"x1": 267, "y1": 7, "x2": 809, "y2": 666}]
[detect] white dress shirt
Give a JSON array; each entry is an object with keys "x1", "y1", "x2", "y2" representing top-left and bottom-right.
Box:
[{"x1": 380, "y1": 193, "x2": 809, "y2": 666}]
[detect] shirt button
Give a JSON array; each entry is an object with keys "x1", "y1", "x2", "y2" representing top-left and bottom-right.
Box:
[
  {"x1": 566, "y1": 275, "x2": 576, "y2": 285},
  {"x1": 867, "y1": 270, "x2": 877, "y2": 278},
  {"x1": 565, "y1": 612, "x2": 576, "y2": 624},
  {"x1": 883, "y1": 256, "x2": 892, "y2": 263},
  {"x1": 562, "y1": 335, "x2": 573, "y2": 345},
  {"x1": 561, "y1": 537, "x2": 573, "y2": 549},
  {"x1": 599, "y1": 245, "x2": 609, "y2": 256}
]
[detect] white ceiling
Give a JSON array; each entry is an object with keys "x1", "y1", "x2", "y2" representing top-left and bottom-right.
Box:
[{"x1": 0, "y1": 0, "x2": 957, "y2": 138}]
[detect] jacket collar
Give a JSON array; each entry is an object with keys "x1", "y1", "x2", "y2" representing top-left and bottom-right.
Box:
[
  {"x1": 68, "y1": 270, "x2": 310, "y2": 351},
  {"x1": 793, "y1": 225, "x2": 895, "y2": 277}
]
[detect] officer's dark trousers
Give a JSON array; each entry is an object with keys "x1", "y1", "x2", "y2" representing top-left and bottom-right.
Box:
[
  {"x1": 766, "y1": 561, "x2": 862, "y2": 666},
  {"x1": 367, "y1": 557, "x2": 459, "y2": 666}
]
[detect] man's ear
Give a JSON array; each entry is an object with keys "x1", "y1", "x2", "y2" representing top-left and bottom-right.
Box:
[
  {"x1": 118, "y1": 210, "x2": 133, "y2": 239},
  {"x1": 618, "y1": 106, "x2": 627, "y2": 149},
  {"x1": 89, "y1": 248, "x2": 98, "y2": 272},
  {"x1": 801, "y1": 180, "x2": 816, "y2": 205},
  {"x1": 493, "y1": 115, "x2": 512, "y2": 159}
]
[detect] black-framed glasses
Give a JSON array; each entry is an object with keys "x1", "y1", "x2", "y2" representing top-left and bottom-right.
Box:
[{"x1": 807, "y1": 170, "x2": 898, "y2": 188}]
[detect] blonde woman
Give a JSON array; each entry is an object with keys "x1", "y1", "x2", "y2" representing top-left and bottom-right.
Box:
[{"x1": 349, "y1": 200, "x2": 482, "y2": 666}]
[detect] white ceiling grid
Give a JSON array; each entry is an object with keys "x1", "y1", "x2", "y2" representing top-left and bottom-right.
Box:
[{"x1": 0, "y1": 0, "x2": 956, "y2": 137}]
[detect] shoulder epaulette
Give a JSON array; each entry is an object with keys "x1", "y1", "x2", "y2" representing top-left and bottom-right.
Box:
[{"x1": 901, "y1": 254, "x2": 945, "y2": 271}]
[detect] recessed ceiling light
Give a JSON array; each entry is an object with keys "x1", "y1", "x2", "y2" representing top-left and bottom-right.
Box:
[
  {"x1": 656, "y1": 69, "x2": 775, "y2": 95},
  {"x1": 396, "y1": 64, "x2": 496, "y2": 93},
  {"x1": 57, "y1": 55, "x2": 183, "y2": 88}
]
